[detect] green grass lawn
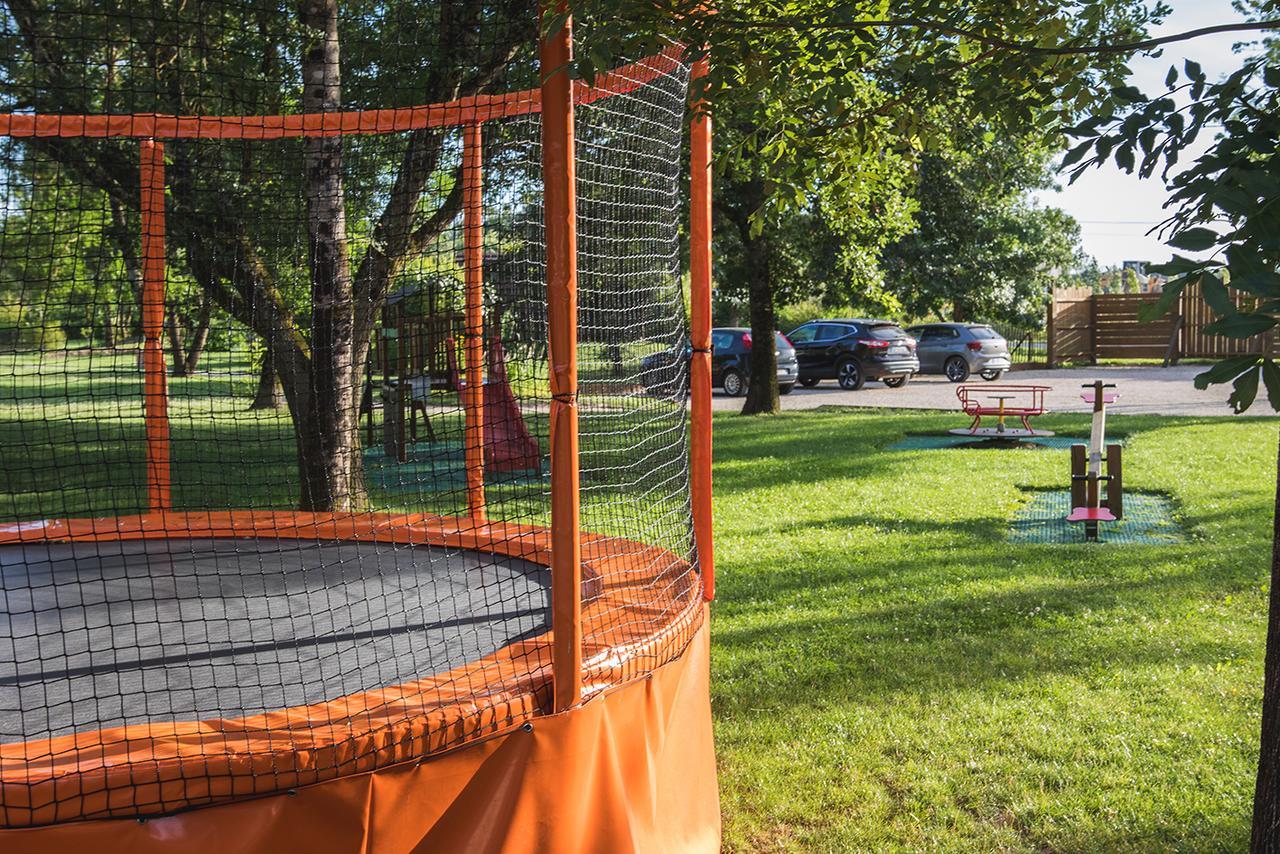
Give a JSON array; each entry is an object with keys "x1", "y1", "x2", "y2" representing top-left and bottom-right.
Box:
[{"x1": 711, "y1": 407, "x2": 1276, "y2": 852}]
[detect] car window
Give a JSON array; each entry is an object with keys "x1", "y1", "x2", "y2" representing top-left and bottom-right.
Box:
[
  {"x1": 711, "y1": 331, "x2": 735, "y2": 351},
  {"x1": 817, "y1": 323, "x2": 855, "y2": 341},
  {"x1": 968, "y1": 326, "x2": 1000, "y2": 340},
  {"x1": 919, "y1": 326, "x2": 946, "y2": 341},
  {"x1": 786, "y1": 324, "x2": 818, "y2": 344},
  {"x1": 864, "y1": 324, "x2": 906, "y2": 340},
  {"x1": 773, "y1": 332, "x2": 793, "y2": 349}
]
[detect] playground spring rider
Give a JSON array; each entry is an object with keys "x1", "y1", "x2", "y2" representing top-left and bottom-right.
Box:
[{"x1": 1067, "y1": 381, "x2": 1124, "y2": 540}]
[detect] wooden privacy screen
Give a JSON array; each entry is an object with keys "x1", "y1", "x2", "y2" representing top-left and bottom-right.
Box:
[{"x1": 1047, "y1": 283, "x2": 1275, "y2": 365}]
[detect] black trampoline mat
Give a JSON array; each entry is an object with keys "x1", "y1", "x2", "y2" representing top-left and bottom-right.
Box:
[{"x1": 0, "y1": 538, "x2": 549, "y2": 742}]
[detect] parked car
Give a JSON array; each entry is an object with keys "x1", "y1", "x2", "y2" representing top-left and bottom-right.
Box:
[
  {"x1": 640, "y1": 328, "x2": 799, "y2": 397},
  {"x1": 710, "y1": 327, "x2": 798, "y2": 396},
  {"x1": 786, "y1": 319, "x2": 919, "y2": 390},
  {"x1": 905, "y1": 322, "x2": 1011, "y2": 382}
]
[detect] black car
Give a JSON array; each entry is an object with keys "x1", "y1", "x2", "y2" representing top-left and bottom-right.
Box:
[
  {"x1": 786, "y1": 318, "x2": 920, "y2": 390},
  {"x1": 640, "y1": 328, "x2": 799, "y2": 397},
  {"x1": 709, "y1": 328, "x2": 799, "y2": 396}
]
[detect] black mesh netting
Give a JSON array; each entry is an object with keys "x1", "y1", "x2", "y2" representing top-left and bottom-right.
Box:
[{"x1": 0, "y1": 1, "x2": 698, "y2": 826}]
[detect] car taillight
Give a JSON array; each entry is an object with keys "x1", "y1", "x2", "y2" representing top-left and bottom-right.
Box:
[
  {"x1": 742, "y1": 332, "x2": 752, "y2": 350},
  {"x1": 905, "y1": 338, "x2": 916, "y2": 350},
  {"x1": 967, "y1": 341, "x2": 982, "y2": 351},
  {"x1": 860, "y1": 339, "x2": 889, "y2": 349},
  {"x1": 780, "y1": 334, "x2": 793, "y2": 347}
]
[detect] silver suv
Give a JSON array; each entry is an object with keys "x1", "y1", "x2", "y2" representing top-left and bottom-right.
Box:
[{"x1": 906, "y1": 323, "x2": 1011, "y2": 382}]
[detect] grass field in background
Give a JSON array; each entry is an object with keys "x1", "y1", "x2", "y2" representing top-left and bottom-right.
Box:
[{"x1": 712, "y1": 408, "x2": 1275, "y2": 851}]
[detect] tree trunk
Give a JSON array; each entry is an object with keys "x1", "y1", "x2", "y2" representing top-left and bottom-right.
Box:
[
  {"x1": 183, "y1": 292, "x2": 212, "y2": 374},
  {"x1": 297, "y1": 0, "x2": 362, "y2": 511},
  {"x1": 740, "y1": 181, "x2": 780, "y2": 415},
  {"x1": 1252, "y1": 435, "x2": 1280, "y2": 851},
  {"x1": 953, "y1": 300, "x2": 970, "y2": 323},
  {"x1": 102, "y1": 304, "x2": 116, "y2": 348},
  {"x1": 165, "y1": 306, "x2": 189, "y2": 376},
  {"x1": 250, "y1": 343, "x2": 284, "y2": 410}
]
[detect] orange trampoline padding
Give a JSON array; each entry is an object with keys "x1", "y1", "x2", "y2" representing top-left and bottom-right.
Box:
[
  {"x1": 0, "y1": 607, "x2": 718, "y2": 853},
  {"x1": 0, "y1": 512, "x2": 702, "y2": 828}
]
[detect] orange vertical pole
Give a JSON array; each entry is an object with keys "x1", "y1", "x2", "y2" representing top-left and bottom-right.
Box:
[
  {"x1": 541, "y1": 6, "x2": 582, "y2": 713},
  {"x1": 689, "y1": 58, "x2": 715, "y2": 601},
  {"x1": 140, "y1": 139, "x2": 171, "y2": 512},
  {"x1": 463, "y1": 122, "x2": 487, "y2": 522}
]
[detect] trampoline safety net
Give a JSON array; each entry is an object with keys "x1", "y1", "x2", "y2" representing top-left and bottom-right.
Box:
[{"x1": 0, "y1": 1, "x2": 703, "y2": 827}]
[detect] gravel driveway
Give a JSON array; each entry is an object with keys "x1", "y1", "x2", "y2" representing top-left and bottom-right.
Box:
[{"x1": 710, "y1": 364, "x2": 1266, "y2": 417}]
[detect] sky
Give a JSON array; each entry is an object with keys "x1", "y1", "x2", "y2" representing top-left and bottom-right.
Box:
[{"x1": 1033, "y1": 0, "x2": 1255, "y2": 268}]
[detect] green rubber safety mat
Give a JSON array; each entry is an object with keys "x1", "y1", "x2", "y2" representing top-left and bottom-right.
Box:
[
  {"x1": 363, "y1": 444, "x2": 547, "y2": 494},
  {"x1": 1008, "y1": 490, "x2": 1185, "y2": 545},
  {"x1": 888, "y1": 434, "x2": 1093, "y2": 451}
]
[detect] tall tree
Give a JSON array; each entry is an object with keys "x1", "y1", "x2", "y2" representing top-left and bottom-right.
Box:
[
  {"x1": 574, "y1": 0, "x2": 1165, "y2": 413},
  {"x1": 0, "y1": 0, "x2": 535, "y2": 510},
  {"x1": 880, "y1": 131, "x2": 1085, "y2": 326}
]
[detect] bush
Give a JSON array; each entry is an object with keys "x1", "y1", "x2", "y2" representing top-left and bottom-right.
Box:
[
  {"x1": 0, "y1": 303, "x2": 67, "y2": 351},
  {"x1": 775, "y1": 299, "x2": 827, "y2": 334}
]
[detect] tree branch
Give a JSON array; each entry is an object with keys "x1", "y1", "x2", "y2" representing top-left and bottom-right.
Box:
[{"x1": 710, "y1": 16, "x2": 1280, "y2": 58}]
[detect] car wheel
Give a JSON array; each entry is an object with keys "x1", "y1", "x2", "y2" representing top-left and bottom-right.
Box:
[
  {"x1": 779, "y1": 383, "x2": 795, "y2": 395},
  {"x1": 980, "y1": 369, "x2": 1004, "y2": 381},
  {"x1": 722, "y1": 368, "x2": 747, "y2": 397},
  {"x1": 836, "y1": 357, "x2": 865, "y2": 390},
  {"x1": 799, "y1": 377, "x2": 821, "y2": 388},
  {"x1": 944, "y1": 356, "x2": 971, "y2": 383},
  {"x1": 882, "y1": 374, "x2": 911, "y2": 388}
]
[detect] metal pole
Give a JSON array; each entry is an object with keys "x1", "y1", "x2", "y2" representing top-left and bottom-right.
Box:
[
  {"x1": 689, "y1": 57, "x2": 715, "y2": 602},
  {"x1": 463, "y1": 122, "x2": 487, "y2": 522},
  {"x1": 541, "y1": 5, "x2": 582, "y2": 713},
  {"x1": 140, "y1": 139, "x2": 171, "y2": 511}
]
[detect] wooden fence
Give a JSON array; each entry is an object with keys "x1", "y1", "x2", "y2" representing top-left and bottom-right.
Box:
[{"x1": 1047, "y1": 283, "x2": 1274, "y2": 365}]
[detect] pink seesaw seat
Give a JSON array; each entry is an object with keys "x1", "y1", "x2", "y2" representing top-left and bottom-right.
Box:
[{"x1": 1067, "y1": 507, "x2": 1116, "y2": 522}]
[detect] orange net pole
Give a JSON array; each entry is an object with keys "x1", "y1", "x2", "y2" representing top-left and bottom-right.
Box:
[
  {"x1": 462, "y1": 122, "x2": 486, "y2": 522},
  {"x1": 140, "y1": 139, "x2": 171, "y2": 511},
  {"x1": 689, "y1": 59, "x2": 714, "y2": 602},
  {"x1": 541, "y1": 6, "x2": 582, "y2": 713},
  {"x1": 0, "y1": 48, "x2": 684, "y2": 141}
]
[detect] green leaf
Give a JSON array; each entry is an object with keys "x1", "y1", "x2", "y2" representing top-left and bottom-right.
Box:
[
  {"x1": 1262, "y1": 359, "x2": 1280, "y2": 412},
  {"x1": 1230, "y1": 367, "x2": 1260, "y2": 413},
  {"x1": 1194, "y1": 354, "x2": 1260, "y2": 389},
  {"x1": 1060, "y1": 139, "x2": 1093, "y2": 168},
  {"x1": 1167, "y1": 228, "x2": 1219, "y2": 252},
  {"x1": 1137, "y1": 278, "x2": 1186, "y2": 322},
  {"x1": 1203, "y1": 313, "x2": 1277, "y2": 339},
  {"x1": 1165, "y1": 66, "x2": 1178, "y2": 88},
  {"x1": 1200, "y1": 272, "x2": 1235, "y2": 317},
  {"x1": 1185, "y1": 59, "x2": 1204, "y2": 81}
]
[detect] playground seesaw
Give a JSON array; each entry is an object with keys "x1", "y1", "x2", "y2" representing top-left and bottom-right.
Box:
[{"x1": 1067, "y1": 380, "x2": 1124, "y2": 541}]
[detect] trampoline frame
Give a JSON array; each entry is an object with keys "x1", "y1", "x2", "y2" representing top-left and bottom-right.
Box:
[{"x1": 0, "y1": 13, "x2": 716, "y2": 833}]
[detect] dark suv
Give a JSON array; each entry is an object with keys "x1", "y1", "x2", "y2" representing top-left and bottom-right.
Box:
[
  {"x1": 640, "y1": 328, "x2": 799, "y2": 397},
  {"x1": 786, "y1": 319, "x2": 919, "y2": 390}
]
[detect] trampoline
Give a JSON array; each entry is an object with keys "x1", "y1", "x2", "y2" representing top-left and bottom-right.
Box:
[{"x1": 0, "y1": 5, "x2": 719, "y2": 852}]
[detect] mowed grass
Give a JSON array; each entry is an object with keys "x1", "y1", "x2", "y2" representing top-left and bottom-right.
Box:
[{"x1": 711, "y1": 407, "x2": 1276, "y2": 851}]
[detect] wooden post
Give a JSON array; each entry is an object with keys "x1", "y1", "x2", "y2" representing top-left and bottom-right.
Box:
[
  {"x1": 1089, "y1": 291, "x2": 1098, "y2": 365},
  {"x1": 463, "y1": 122, "x2": 487, "y2": 522},
  {"x1": 689, "y1": 57, "x2": 715, "y2": 602},
  {"x1": 1045, "y1": 288, "x2": 1056, "y2": 368},
  {"x1": 140, "y1": 139, "x2": 171, "y2": 511},
  {"x1": 541, "y1": 5, "x2": 582, "y2": 713}
]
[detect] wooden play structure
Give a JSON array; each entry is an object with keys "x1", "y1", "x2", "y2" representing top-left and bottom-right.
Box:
[
  {"x1": 373, "y1": 283, "x2": 463, "y2": 448},
  {"x1": 372, "y1": 279, "x2": 542, "y2": 489},
  {"x1": 1067, "y1": 380, "x2": 1124, "y2": 540},
  {"x1": 949, "y1": 384, "x2": 1055, "y2": 444}
]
